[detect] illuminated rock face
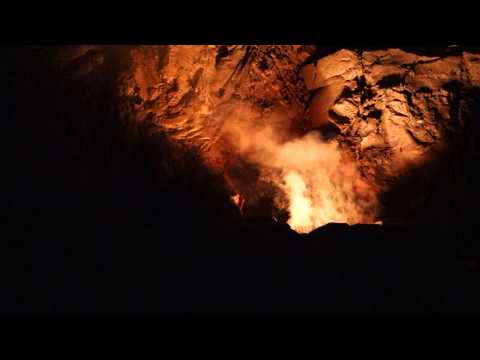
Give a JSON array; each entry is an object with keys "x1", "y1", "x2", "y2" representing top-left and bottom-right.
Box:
[
  {"x1": 117, "y1": 45, "x2": 317, "y2": 221},
  {"x1": 301, "y1": 47, "x2": 480, "y2": 222},
  {"x1": 119, "y1": 45, "x2": 312, "y2": 156},
  {"x1": 51, "y1": 45, "x2": 480, "y2": 224}
]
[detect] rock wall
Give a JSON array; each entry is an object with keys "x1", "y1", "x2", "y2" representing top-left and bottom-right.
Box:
[
  {"x1": 10, "y1": 45, "x2": 480, "y2": 225},
  {"x1": 116, "y1": 45, "x2": 480, "y2": 224},
  {"x1": 301, "y1": 47, "x2": 480, "y2": 222}
]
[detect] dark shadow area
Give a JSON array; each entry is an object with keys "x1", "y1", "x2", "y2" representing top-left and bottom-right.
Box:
[{"x1": 2, "y1": 46, "x2": 480, "y2": 317}]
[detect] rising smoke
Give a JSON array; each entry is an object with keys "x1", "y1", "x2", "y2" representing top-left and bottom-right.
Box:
[{"x1": 220, "y1": 109, "x2": 379, "y2": 233}]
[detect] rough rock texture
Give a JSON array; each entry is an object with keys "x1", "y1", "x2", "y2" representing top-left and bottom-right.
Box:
[
  {"x1": 114, "y1": 45, "x2": 316, "y2": 218},
  {"x1": 4, "y1": 46, "x2": 243, "y2": 233},
  {"x1": 13, "y1": 45, "x2": 480, "y2": 224},
  {"x1": 117, "y1": 45, "x2": 480, "y2": 224},
  {"x1": 301, "y1": 47, "x2": 480, "y2": 223},
  {"x1": 119, "y1": 45, "x2": 312, "y2": 156}
]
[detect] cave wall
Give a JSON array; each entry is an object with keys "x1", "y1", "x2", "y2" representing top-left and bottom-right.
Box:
[
  {"x1": 4, "y1": 46, "x2": 242, "y2": 238},
  {"x1": 6, "y1": 45, "x2": 480, "y2": 226},
  {"x1": 117, "y1": 45, "x2": 480, "y2": 224},
  {"x1": 300, "y1": 47, "x2": 480, "y2": 222}
]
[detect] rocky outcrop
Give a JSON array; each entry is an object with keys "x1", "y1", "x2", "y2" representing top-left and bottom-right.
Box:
[
  {"x1": 114, "y1": 45, "x2": 316, "y2": 218},
  {"x1": 104, "y1": 45, "x2": 480, "y2": 223},
  {"x1": 15, "y1": 45, "x2": 480, "y2": 224},
  {"x1": 118, "y1": 46, "x2": 312, "y2": 155},
  {"x1": 301, "y1": 47, "x2": 480, "y2": 222}
]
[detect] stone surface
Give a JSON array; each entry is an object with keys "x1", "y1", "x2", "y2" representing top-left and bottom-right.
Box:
[
  {"x1": 37, "y1": 45, "x2": 480, "y2": 223},
  {"x1": 301, "y1": 49, "x2": 360, "y2": 90},
  {"x1": 119, "y1": 45, "x2": 312, "y2": 159},
  {"x1": 463, "y1": 52, "x2": 480, "y2": 86},
  {"x1": 299, "y1": 47, "x2": 480, "y2": 221}
]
